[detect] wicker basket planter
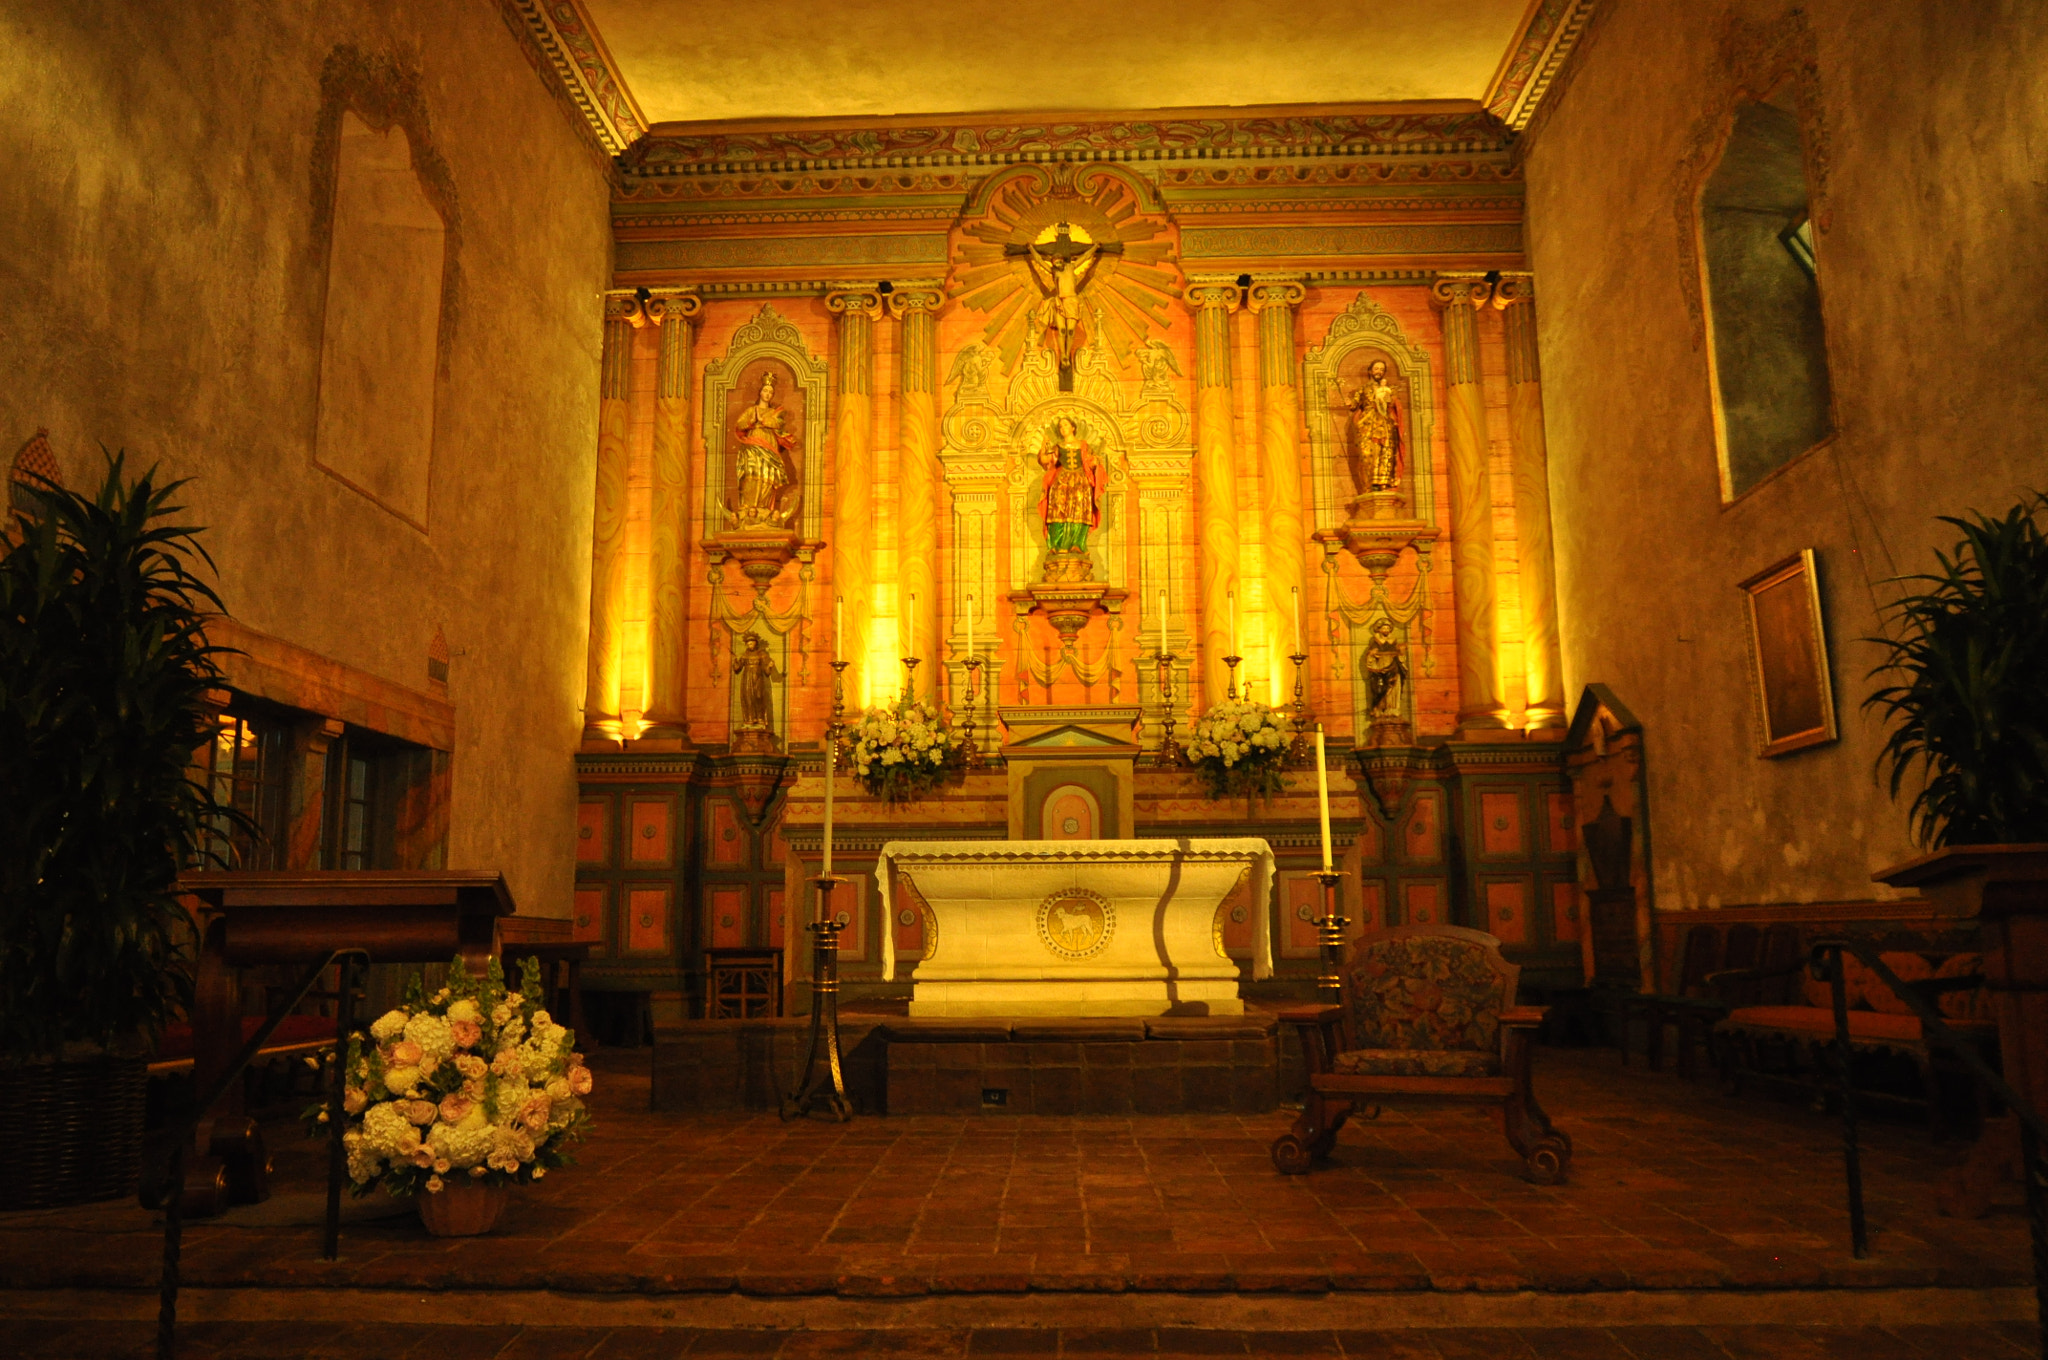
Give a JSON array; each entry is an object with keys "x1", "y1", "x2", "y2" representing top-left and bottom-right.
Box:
[{"x1": 0, "y1": 1053, "x2": 148, "y2": 1209}]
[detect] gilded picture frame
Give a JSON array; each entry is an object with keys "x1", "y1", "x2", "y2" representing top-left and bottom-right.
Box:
[{"x1": 1738, "y1": 548, "x2": 1838, "y2": 757}]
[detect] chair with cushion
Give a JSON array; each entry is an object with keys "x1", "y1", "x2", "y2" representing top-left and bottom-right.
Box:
[{"x1": 1271, "y1": 924, "x2": 1572, "y2": 1183}]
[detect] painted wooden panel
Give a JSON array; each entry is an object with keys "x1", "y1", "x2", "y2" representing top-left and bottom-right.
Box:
[
  {"x1": 892, "y1": 879, "x2": 925, "y2": 957},
  {"x1": 708, "y1": 886, "x2": 748, "y2": 948},
  {"x1": 625, "y1": 884, "x2": 672, "y2": 955},
  {"x1": 1485, "y1": 878, "x2": 1530, "y2": 944},
  {"x1": 1479, "y1": 790, "x2": 1525, "y2": 857},
  {"x1": 1280, "y1": 871, "x2": 1328, "y2": 959},
  {"x1": 1551, "y1": 881, "x2": 1582, "y2": 942},
  {"x1": 818, "y1": 875, "x2": 867, "y2": 963},
  {"x1": 575, "y1": 799, "x2": 609, "y2": 865},
  {"x1": 1040, "y1": 784, "x2": 1101, "y2": 840},
  {"x1": 1402, "y1": 793, "x2": 1442, "y2": 864},
  {"x1": 628, "y1": 798, "x2": 673, "y2": 867},
  {"x1": 1356, "y1": 814, "x2": 1384, "y2": 866},
  {"x1": 767, "y1": 887, "x2": 787, "y2": 949},
  {"x1": 1402, "y1": 880, "x2": 1441, "y2": 927},
  {"x1": 1545, "y1": 792, "x2": 1577, "y2": 855},
  {"x1": 572, "y1": 886, "x2": 608, "y2": 954},
  {"x1": 1355, "y1": 879, "x2": 1384, "y2": 936},
  {"x1": 706, "y1": 800, "x2": 747, "y2": 867}
]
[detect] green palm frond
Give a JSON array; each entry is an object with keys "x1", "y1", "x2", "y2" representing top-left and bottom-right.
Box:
[{"x1": 1864, "y1": 492, "x2": 2048, "y2": 848}]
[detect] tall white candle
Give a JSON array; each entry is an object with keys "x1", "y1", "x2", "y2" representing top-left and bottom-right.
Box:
[
  {"x1": 1293, "y1": 586, "x2": 1304, "y2": 656},
  {"x1": 906, "y1": 593, "x2": 916, "y2": 659},
  {"x1": 822, "y1": 726, "x2": 835, "y2": 879},
  {"x1": 1158, "y1": 590, "x2": 1168, "y2": 657},
  {"x1": 1315, "y1": 726, "x2": 1333, "y2": 872},
  {"x1": 1228, "y1": 590, "x2": 1238, "y2": 656},
  {"x1": 965, "y1": 593, "x2": 974, "y2": 659},
  {"x1": 834, "y1": 596, "x2": 844, "y2": 662}
]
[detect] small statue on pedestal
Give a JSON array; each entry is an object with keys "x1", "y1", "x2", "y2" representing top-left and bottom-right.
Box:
[
  {"x1": 1037, "y1": 415, "x2": 1104, "y2": 583},
  {"x1": 731, "y1": 632, "x2": 782, "y2": 752},
  {"x1": 1362, "y1": 619, "x2": 1411, "y2": 747},
  {"x1": 1345, "y1": 359, "x2": 1404, "y2": 515},
  {"x1": 729, "y1": 372, "x2": 799, "y2": 529}
]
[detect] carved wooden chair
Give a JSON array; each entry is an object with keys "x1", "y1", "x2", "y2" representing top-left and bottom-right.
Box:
[{"x1": 1271, "y1": 924, "x2": 1572, "y2": 1183}]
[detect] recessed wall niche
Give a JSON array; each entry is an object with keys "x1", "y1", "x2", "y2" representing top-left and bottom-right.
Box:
[
  {"x1": 313, "y1": 110, "x2": 447, "y2": 528},
  {"x1": 1699, "y1": 95, "x2": 1834, "y2": 499}
]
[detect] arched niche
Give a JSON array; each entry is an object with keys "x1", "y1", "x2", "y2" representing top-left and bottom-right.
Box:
[{"x1": 1301, "y1": 294, "x2": 1438, "y2": 533}]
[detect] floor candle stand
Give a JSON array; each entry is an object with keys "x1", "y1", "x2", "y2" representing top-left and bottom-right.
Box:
[
  {"x1": 781, "y1": 875, "x2": 851, "y2": 1122},
  {"x1": 1314, "y1": 869, "x2": 1350, "y2": 1006}
]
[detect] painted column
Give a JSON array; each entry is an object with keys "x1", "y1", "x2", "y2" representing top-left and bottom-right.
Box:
[
  {"x1": 1248, "y1": 276, "x2": 1309, "y2": 671},
  {"x1": 890, "y1": 282, "x2": 944, "y2": 693},
  {"x1": 1189, "y1": 277, "x2": 1243, "y2": 710},
  {"x1": 827, "y1": 287, "x2": 883, "y2": 708},
  {"x1": 644, "y1": 291, "x2": 701, "y2": 740},
  {"x1": 582, "y1": 296, "x2": 637, "y2": 740},
  {"x1": 1430, "y1": 274, "x2": 1508, "y2": 730},
  {"x1": 1494, "y1": 275, "x2": 1566, "y2": 729}
]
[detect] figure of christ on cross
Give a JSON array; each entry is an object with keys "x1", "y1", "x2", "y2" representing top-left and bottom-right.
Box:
[{"x1": 1004, "y1": 221, "x2": 1123, "y2": 389}]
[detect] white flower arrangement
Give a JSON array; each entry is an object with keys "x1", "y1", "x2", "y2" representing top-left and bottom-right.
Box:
[
  {"x1": 308, "y1": 957, "x2": 592, "y2": 1198},
  {"x1": 1187, "y1": 698, "x2": 1294, "y2": 798},
  {"x1": 847, "y1": 696, "x2": 961, "y2": 802}
]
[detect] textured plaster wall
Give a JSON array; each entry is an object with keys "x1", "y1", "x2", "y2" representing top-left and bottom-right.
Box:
[
  {"x1": 1525, "y1": 0, "x2": 2048, "y2": 908},
  {"x1": 0, "y1": 0, "x2": 613, "y2": 916}
]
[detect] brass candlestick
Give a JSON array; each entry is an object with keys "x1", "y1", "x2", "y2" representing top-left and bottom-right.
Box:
[
  {"x1": 1313, "y1": 869, "x2": 1350, "y2": 1007},
  {"x1": 961, "y1": 656, "x2": 986, "y2": 768},
  {"x1": 782, "y1": 875, "x2": 852, "y2": 1122},
  {"x1": 829, "y1": 659, "x2": 852, "y2": 758},
  {"x1": 1154, "y1": 649, "x2": 1184, "y2": 766},
  {"x1": 1289, "y1": 650, "x2": 1313, "y2": 761},
  {"x1": 902, "y1": 655, "x2": 921, "y2": 704},
  {"x1": 1224, "y1": 653, "x2": 1243, "y2": 701}
]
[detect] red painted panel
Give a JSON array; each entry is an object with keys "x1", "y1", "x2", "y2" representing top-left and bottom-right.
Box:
[
  {"x1": 820, "y1": 876, "x2": 866, "y2": 963},
  {"x1": 1284, "y1": 873, "x2": 1326, "y2": 957},
  {"x1": 1552, "y1": 881, "x2": 1582, "y2": 942},
  {"x1": 767, "y1": 888, "x2": 787, "y2": 949},
  {"x1": 625, "y1": 885, "x2": 671, "y2": 955},
  {"x1": 1041, "y1": 785, "x2": 1100, "y2": 840},
  {"x1": 575, "y1": 800, "x2": 609, "y2": 866},
  {"x1": 1485, "y1": 879, "x2": 1530, "y2": 944},
  {"x1": 1402, "y1": 881, "x2": 1441, "y2": 927},
  {"x1": 1546, "y1": 793, "x2": 1578, "y2": 854},
  {"x1": 1355, "y1": 880, "x2": 1384, "y2": 936},
  {"x1": 628, "y1": 799, "x2": 672, "y2": 867},
  {"x1": 1218, "y1": 875, "x2": 1256, "y2": 955},
  {"x1": 708, "y1": 887, "x2": 747, "y2": 948},
  {"x1": 1480, "y1": 791, "x2": 1524, "y2": 857},
  {"x1": 1356, "y1": 814, "x2": 1385, "y2": 866},
  {"x1": 1403, "y1": 794, "x2": 1441, "y2": 864},
  {"x1": 572, "y1": 886, "x2": 607, "y2": 954},
  {"x1": 707, "y1": 800, "x2": 746, "y2": 867}
]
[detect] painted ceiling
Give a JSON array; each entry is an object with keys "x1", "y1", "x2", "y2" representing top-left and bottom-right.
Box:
[{"x1": 580, "y1": 0, "x2": 1535, "y2": 126}]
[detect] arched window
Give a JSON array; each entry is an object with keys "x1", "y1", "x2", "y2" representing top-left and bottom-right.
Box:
[{"x1": 1699, "y1": 96, "x2": 1834, "y2": 499}]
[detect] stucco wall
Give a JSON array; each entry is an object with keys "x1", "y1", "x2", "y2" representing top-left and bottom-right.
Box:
[
  {"x1": 1525, "y1": 0, "x2": 2048, "y2": 907},
  {"x1": 0, "y1": 0, "x2": 612, "y2": 916}
]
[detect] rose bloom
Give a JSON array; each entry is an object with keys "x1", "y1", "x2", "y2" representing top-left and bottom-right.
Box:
[
  {"x1": 567, "y1": 1065, "x2": 593, "y2": 1096},
  {"x1": 518, "y1": 1095, "x2": 551, "y2": 1134},
  {"x1": 425, "y1": 1175, "x2": 444, "y2": 1193},
  {"x1": 342, "y1": 1086, "x2": 368, "y2": 1114},
  {"x1": 438, "y1": 1094, "x2": 475, "y2": 1125},
  {"x1": 388, "y1": 1040, "x2": 423, "y2": 1067},
  {"x1": 401, "y1": 1099, "x2": 438, "y2": 1126},
  {"x1": 454, "y1": 1054, "x2": 488, "y2": 1079},
  {"x1": 450, "y1": 1019, "x2": 482, "y2": 1050}
]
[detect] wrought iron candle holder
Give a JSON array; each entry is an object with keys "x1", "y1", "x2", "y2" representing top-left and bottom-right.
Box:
[
  {"x1": 1313, "y1": 869, "x2": 1350, "y2": 1006},
  {"x1": 1153, "y1": 649, "x2": 1184, "y2": 766},
  {"x1": 782, "y1": 875, "x2": 852, "y2": 1122},
  {"x1": 961, "y1": 655, "x2": 986, "y2": 768}
]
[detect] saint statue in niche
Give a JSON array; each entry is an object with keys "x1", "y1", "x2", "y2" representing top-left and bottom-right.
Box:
[
  {"x1": 1037, "y1": 416, "x2": 1105, "y2": 555},
  {"x1": 1344, "y1": 359, "x2": 1404, "y2": 496},
  {"x1": 1362, "y1": 618, "x2": 1407, "y2": 720},
  {"x1": 729, "y1": 371, "x2": 798, "y2": 528},
  {"x1": 731, "y1": 632, "x2": 781, "y2": 731}
]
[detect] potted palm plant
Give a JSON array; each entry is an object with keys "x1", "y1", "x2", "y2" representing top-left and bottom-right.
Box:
[
  {"x1": 1866, "y1": 490, "x2": 2048, "y2": 1218},
  {"x1": 0, "y1": 453, "x2": 239, "y2": 1208}
]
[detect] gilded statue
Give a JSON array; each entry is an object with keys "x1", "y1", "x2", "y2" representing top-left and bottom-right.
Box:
[
  {"x1": 1363, "y1": 618, "x2": 1407, "y2": 719},
  {"x1": 1037, "y1": 416, "x2": 1105, "y2": 555},
  {"x1": 1344, "y1": 359, "x2": 1404, "y2": 496},
  {"x1": 730, "y1": 372, "x2": 798, "y2": 528},
  {"x1": 732, "y1": 632, "x2": 781, "y2": 730},
  {"x1": 1025, "y1": 222, "x2": 1103, "y2": 372}
]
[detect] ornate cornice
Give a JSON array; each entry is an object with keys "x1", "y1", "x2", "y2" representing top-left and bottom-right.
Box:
[
  {"x1": 502, "y1": 0, "x2": 646, "y2": 156},
  {"x1": 1483, "y1": 0, "x2": 1601, "y2": 132},
  {"x1": 620, "y1": 104, "x2": 1511, "y2": 178}
]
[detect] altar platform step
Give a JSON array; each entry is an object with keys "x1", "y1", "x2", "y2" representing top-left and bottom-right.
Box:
[{"x1": 651, "y1": 1013, "x2": 1287, "y2": 1116}]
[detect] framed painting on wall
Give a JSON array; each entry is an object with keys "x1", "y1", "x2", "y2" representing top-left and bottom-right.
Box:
[{"x1": 1739, "y1": 548, "x2": 1838, "y2": 757}]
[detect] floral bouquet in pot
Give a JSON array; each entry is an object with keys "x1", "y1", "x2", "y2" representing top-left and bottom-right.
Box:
[
  {"x1": 847, "y1": 696, "x2": 962, "y2": 802},
  {"x1": 310, "y1": 957, "x2": 591, "y2": 1233},
  {"x1": 1187, "y1": 698, "x2": 1294, "y2": 800}
]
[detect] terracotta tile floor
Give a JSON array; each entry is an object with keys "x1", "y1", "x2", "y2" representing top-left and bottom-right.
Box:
[
  {"x1": 3, "y1": 1320, "x2": 2043, "y2": 1360},
  {"x1": 0, "y1": 1045, "x2": 2028, "y2": 1298}
]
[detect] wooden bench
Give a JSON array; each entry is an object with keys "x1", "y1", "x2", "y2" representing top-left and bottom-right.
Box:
[{"x1": 1271, "y1": 924, "x2": 1572, "y2": 1183}]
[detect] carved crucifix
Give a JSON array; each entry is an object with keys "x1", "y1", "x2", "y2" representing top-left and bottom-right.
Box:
[{"x1": 1004, "y1": 221, "x2": 1125, "y2": 390}]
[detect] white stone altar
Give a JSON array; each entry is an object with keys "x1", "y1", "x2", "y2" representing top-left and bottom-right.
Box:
[{"x1": 876, "y1": 839, "x2": 1275, "y2": 1017}]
